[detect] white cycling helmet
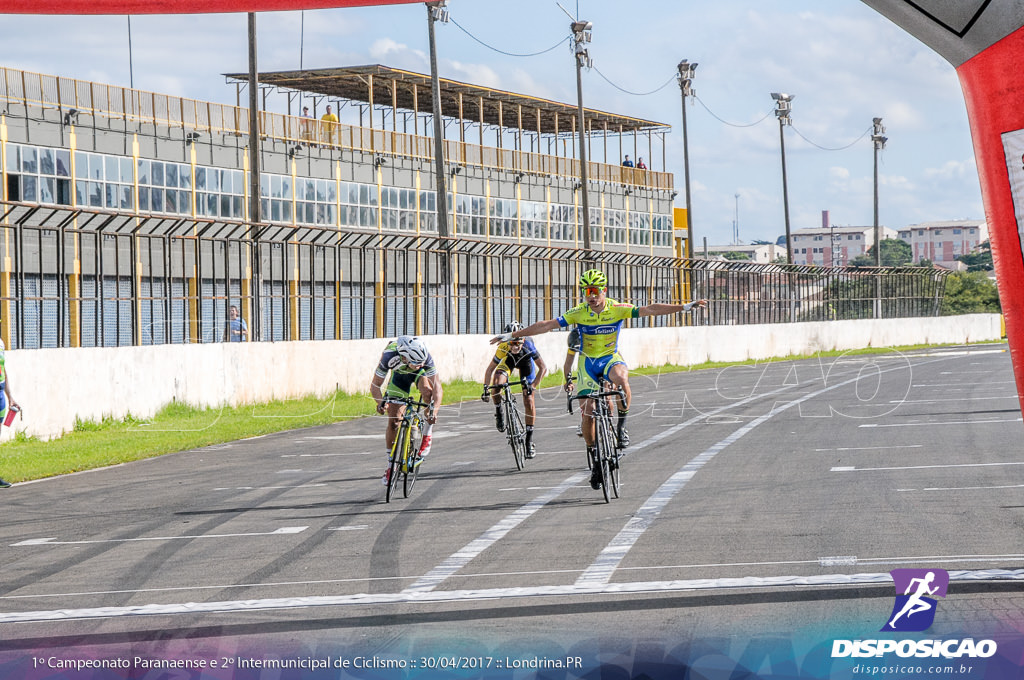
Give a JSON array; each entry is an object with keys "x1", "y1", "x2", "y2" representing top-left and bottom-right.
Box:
[
  {"x1": 395, "y1": 335, "x2": 429, "y2": 365},
  {"x1": 503, "y1": 321, "x2": 523, "y2": 334}
]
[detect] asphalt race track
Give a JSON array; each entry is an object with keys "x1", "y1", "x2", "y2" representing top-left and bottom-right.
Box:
[{"x1": 1, "y1": 343, "x2": 1023, "y2": 673}]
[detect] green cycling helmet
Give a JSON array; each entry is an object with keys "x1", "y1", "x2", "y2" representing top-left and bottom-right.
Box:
[{"x1": 579, "y1": 268, "x2": 607, "y2": 289}]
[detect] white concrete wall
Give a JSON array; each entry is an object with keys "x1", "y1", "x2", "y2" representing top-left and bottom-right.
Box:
[{"x1": 3, "y1": 314, "x2": 1002, "y2": 441}]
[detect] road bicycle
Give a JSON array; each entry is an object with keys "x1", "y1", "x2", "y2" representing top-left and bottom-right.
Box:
[
  {"x1": 568, "y1": 384, "x2": 625, "y2": 503},
  {"x1": 382, "y1": 396, "x2": 433, "y2": 502},
  {"x1": 484, "y1": 377, "x2": 532, "y2": 470}
]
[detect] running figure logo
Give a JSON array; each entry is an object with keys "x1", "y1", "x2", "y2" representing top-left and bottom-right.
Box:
[{"x1": 881, "y1": 568, "x2": 949, "y2": 632}]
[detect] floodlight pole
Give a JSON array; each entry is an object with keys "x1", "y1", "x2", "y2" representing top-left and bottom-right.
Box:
[
  {"x1": 772, "y1": 93, "x2": 794, "y2": 264},
  {"x1": 872, "y1": 117, "x2": 888, "y2": 317},
  {"x1": 677, "y1": 61, "x2": 696, "y2": 259},
  {"x1": 572, "y1": 19, "x2": 593, "y2": 251},
  {"x1": 427, "y1": 1, "x2": 453, "y2": 333},
  {"x1": 247, "y1": 12, "x2": 262, "y2": 341}
]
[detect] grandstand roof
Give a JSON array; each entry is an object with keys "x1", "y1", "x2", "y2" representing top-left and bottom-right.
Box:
[{"x1": 224, "y1": 64, "x2": 670, "y2": 136}]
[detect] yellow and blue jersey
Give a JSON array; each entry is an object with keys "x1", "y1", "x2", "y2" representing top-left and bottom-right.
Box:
[{"x1": 556, "y1": 299, "x2": 639, "y2": 359}]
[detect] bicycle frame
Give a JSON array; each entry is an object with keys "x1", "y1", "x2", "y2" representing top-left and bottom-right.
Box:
[{"x1": 381, "y1": 396, "x2": 432, "y2": 502}]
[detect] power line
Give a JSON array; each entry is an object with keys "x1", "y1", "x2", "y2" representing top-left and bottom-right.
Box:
[
  {"x1": 591, "y1": 66, "x2": 677, "y2": 96},
  {"x1": 449, "y1": 17, "x2": 569, "y2": 57},
  {"x1": 790, "y1": 124, "x2": 872, "y2": 151},
  {"x1": 695, "y1": 95, "x2": 774, "y2": 128}
]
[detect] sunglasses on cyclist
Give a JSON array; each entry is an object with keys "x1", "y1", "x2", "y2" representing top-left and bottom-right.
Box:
[{"x1": 582, "y1": 286, "x2": 604, "y2": 296}]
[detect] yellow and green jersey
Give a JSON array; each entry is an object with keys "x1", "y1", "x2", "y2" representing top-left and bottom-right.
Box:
[{"x1": 556, "y1": 299, "x2": 639, "y2": 358}]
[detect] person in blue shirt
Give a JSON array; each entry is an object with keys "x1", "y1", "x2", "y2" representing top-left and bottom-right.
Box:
[
  {"x1": 224, "y1": 305, "x2": 248, "y2": 342},
  {"x1": 482, "y1": 322, "x2": 547, "y2": 458}
]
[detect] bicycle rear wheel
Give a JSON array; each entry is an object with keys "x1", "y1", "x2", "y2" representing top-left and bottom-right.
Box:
[
  {"x1": 403, "y1": 425, "x2": 420, "y2": 497},
  {"x1": 507, "y1": 399, "x2": 526, "y2": 470},
  {"x1": 385, "y1": 425, "x2": 406, "y2": 503}
]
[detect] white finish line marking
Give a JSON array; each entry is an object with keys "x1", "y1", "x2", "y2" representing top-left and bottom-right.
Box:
[
  {"x1": 11, "y1": 527, "x2": 307, "y2": 547},
  {"x1": 0, "y1": 569, "x2": 1020, "y2": 624}
]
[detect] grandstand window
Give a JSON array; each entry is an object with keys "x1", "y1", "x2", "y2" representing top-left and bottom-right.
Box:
[
  {"x1": 137, "y1": 159, "x2": 190, "y2": 215},
  {"x1": 7, "y1": 144, "x2": 72, "y2": 206},
  {"x1": 74, "y1": 150, "x2": 131, "y2": 210},
  {"x1": 196, "y1": 167, "x2": 244, "y2": 220}
]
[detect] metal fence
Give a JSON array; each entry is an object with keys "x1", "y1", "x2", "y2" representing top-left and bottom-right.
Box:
[{"x1": 0, "y1": 202, "x2": 948, "y2": 350}]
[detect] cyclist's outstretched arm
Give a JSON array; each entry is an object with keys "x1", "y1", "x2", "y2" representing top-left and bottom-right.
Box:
[
  {"x1": 490, "y1": 318, "x2": 560, "y2": 344},
  {"x1": 637, "y1": 300, "x2": 707, "y2": 318}
]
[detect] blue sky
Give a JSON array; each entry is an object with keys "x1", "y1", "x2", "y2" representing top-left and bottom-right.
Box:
[{"x1": 0, "y1": 0, "x2": 984, "y2": 247}]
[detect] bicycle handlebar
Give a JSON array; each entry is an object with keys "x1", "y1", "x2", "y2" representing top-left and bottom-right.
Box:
[
  {"x1": 381, "y1": 396, "x2": 434, "y2": 411},
  {"x1": 483, "y1": 378, "x2": 531, "y2": 392},
  {"x1": 567, "y1": 387, "x2": 625, "y2": 414}
]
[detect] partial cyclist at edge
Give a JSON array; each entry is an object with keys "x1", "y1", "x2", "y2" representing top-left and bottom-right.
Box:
[
  {"x1": 482, "y1": 321, "x2": 548, "y2": 458},
  {"x1": 490, "y1": 268, "x2": 707, "y2": 490},
  {"x1": 369, "y1": 335, "x2": 443, "y2": 485}
]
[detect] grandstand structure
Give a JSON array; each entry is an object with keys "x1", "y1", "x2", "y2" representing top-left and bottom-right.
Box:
[{"x1": 0, "y1": 64, "x2": 945, "y2": 349}]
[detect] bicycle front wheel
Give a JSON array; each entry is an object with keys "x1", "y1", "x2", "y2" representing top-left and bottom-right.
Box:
[
  {"x1": 403, "y1": 426, "x2": 420, "y2": 498},
  {"x1": 386, "y1": 425, "x2": 406, "y2": 503},
  {"x1": 596, "y1": 416, "x2": 614, "y2": 503},
  {"x1": 609, "y1": 449, "x2": 621, "y2": 499},
  {"x1": 507, "y1": 399, "x2": 526, "y2": 470}
]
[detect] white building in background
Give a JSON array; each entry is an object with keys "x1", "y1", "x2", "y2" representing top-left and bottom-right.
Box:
[
  {"x1": 897, "y1": 220, "x2": 988, "y2": 265},
  {"x1": 700, "y1": 242, "x2": 778, "y2": 264},
  {"x1": 790, "y1": 225, "x2": 895, "y2": 266}
]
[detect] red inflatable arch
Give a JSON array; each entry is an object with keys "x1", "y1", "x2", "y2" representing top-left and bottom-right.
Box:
[{"x1": 0, "y1": 0, "x2": 416, "y2": 13}]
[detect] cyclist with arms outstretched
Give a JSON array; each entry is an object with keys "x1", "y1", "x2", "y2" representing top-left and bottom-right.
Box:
[
  {"x1": 482, "y1": 321, "x2": 548, "y2": 457},
  {"x1": 370, "y1": 336, "x2": 443, "y2": 486},
  {"x1": 490, "y1": 269, "x2": 706, "y2": 490}
]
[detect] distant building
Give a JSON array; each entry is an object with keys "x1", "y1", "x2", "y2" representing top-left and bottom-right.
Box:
[
  {"x1": 701, "y1": 243, "x2": 778, "y2": 264},
  {"x1": 790, "y1": 225, "x2": 895, "y2": 266},
  {"x1": 897, "y1": 220, "x2": 988, "y2": 265}
]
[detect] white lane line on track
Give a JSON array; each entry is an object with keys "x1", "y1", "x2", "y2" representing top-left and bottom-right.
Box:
[
  {"x1": 815, "y1": 445, "x2": 923, "y2": 452},
  {"x1": 860, "y1": 418, "x2": 1023, "y2": 427},
  {"x1": 11, "y1": 526, "x2": 308, "y2": 547},
  {"x1": 575, "y1": 357, "x2": 925, "y2": 589},
  {"x1": 2, "y1": 569, "x2": 1021, "y2": 624},
  {"x1": 832, "y1": 461, "x2": 1024, "y2": 472},
  {"x1": 214, "y1": 484, "x2": 327, "y2": 490},
  {"x1": 899, "y1": 483, "x2": 1024, "y2": 492},
  {"x1": 888, "y1": 396, "x2": 1018, "y2": 404},
  {"x1": 400, "y1": 472, "x2": 589, "y2": 594}
]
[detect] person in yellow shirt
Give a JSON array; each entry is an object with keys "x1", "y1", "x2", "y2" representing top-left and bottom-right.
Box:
[
  {"x1": 490, "y1": 269, "x2": 706, "y2": 490},
  {"x1": 320, "y1": 105, "x2": 339, "y2": 146}
]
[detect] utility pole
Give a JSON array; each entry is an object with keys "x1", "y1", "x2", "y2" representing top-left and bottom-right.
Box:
[
  {"x1": 677, "y1": 60, "x2": 697, "y2": 257},
  {"x1": 572, "y1": 19, "x2": 593, "y2": 251},
  {"x1": 733, "y1": 192, "x2": 740, "y2": 245},
  {"x1": 427, "y1": 0, "x2": 453, "y2": 332},
  {"x1": 772, "y1": 93, "x2": 794, "y2": 264},
  {"x1": 247, "y1": 12, "x2": 262, "y2": 341}
]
